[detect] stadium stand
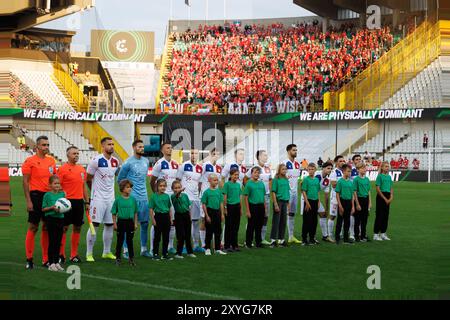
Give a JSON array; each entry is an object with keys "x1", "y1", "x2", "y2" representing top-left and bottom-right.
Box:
[
  {"x1": 11, "y1": 70, "x2": 73, "y2": 112},
  {"x1": 355, "y1": 130, "x2": 409, "y2": 154},
  {"x1": 9, "y1": 73, "x2": 47, "y2": 109},
  {"x1": 7, "y1": 144, "x2": 30, "y2": 166},
  {"x1": 381, "y1": 59, "x2": 442, "y2": 109},
  {"x1": 23, "y1": 130, "x2": 96, "y2": 165},
  {"x1": 161, "y1": 22, "x2": 394, "y2": 109}
]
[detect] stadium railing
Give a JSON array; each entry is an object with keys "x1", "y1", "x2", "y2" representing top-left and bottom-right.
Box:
[
  {"x1": 323, "y1": 120, "x2": 380, "y2": 160},
  {"x1": 155, "y1": 30, "x2": 174, "y2": 114},
  {"x1": 53, "y1": 61, "x2": 89, "y2": 112},
  {"x1": 327, "y1": 20, "x2": 442, "y2": 111}
]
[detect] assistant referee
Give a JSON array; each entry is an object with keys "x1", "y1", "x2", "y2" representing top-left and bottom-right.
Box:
[{"x1": 57, "y1": 146, "x2": 90, "y2": 263}]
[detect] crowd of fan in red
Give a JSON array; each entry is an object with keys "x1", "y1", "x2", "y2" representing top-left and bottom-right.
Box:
[{"x1": 162, "y1": 21, "x2": 394, "y2": 109}]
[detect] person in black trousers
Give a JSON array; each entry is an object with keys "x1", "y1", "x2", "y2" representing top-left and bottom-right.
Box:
[
  {"x1": 353, "y1": 163, "x2": 372, "y2": 242},
  {"x1": 374, "y1": 161, "x2": 394, "y2": 241},
  {"x1": 201, "y1": 174, "x2": 226, "y2": 255},
  {"x1": 243, "y1": 167, "x2": 266, "y2": 248},
  {"x1": 222, "y1": 168, "x2": 242, "y2": 252},
  {"x1": 112, "y1": 180, "x2": 138, "y2": 266},
  {"x1": 171, "y1": 180, "x2": 196, "y2": 258},
  {"x1": 150, "y1": 179, "x2": 173, "y2": 260},
  {"x1": 301, "y1": 163, "x2": 320, "y2": 245},
  {"x1": 270, "y1": 164, "x2": 290, "y2": 247},
  {"x1": 335, "y1": 164, "x2": 355, "y2": 244}
]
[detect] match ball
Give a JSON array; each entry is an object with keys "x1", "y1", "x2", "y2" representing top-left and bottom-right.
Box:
[{"x1": 55, "y1": 198, "x2": 72, "y2": 213}]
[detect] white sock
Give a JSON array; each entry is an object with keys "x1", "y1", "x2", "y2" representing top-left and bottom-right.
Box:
[
  {"x1": 327, "y1": 219, "x2": 335, "y2": 238},
  {"x1": 86, "y1": 226, "x2": 98, "y2": 256},
  {"x1": 261, "y1": 225, "x2": 267, "y2": 241},
  {"x1": 288, "y1": 215, "x2": 295, "y2": 238},
  {"x1": 350, "y1": 215, "x2": 355, "y2": 236},
  {"x1": 102, "y1": 225, "x2": 114, "y2": 254},
  {"x1": 150, "y1": 226, "x2": 154, "y2": 252},
  {"x1": 141, "y1": 246, "x2": 147, "y2": 253},
  {"x1": 200, "y1": 230, "x2": 206, "y2": 247},
  {"x1": 319, "y1": 217, "x2": 328, "y2": 237},
  {"x1": 221, "y1": 223, "x2": 225, "y2": 244},
  {"x1": 168, "y1": 225, "x2": 176, "y2": 249},
  {"x1": 123, "y1": 247, "x2": 128, "y2": 254},
  {"x1": 192, "y1": 220, "x2": 200, "y2": 247}
]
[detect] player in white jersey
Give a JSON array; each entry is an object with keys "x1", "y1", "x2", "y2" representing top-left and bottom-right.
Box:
[
  {"x1": 177, "y1": 149, "x2": 204, "y2": 253},
  {"x1": 348, "y1": 154, "x2": 362, "y2": 240},
  {"x1": 244, "y1": 150, "x2": 272, "y2": 245},
  {"x1": 150, "y1": 142, "x2": 179, "y2": 254},
  {"x1": 199, "y1": 148, "x2": 222, "y2": 248},
  {"x1": 283, "y1": 144, "x2": 302, "y2": 244},
  {"x1": 328, "y1": 155, "x2": 346, "y2": 242},
  {"x1": 221, "y1": 148, "x2": 247, "y2": 185},
  {"x1": 85, "y1": 137, "x2": 120, "y2": 262},
  {"x1": 314, "y1": 161, "x2": 333, "y2": 242}
]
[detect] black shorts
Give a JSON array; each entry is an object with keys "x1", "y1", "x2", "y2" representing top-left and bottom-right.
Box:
[
  {"x1": 28, "y1": 191, "x2": 46, "y2": 225},
  {"x1": 64, "y1": 199, "x2": 85, "y2": 227}
]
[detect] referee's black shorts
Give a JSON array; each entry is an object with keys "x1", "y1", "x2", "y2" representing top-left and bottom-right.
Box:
[
  {"x1": 28, "y1": 191, "x2": 46, "y2": 225},
  {"x1": 64, "y1": 199, "x2": 85, "y2": 227}
]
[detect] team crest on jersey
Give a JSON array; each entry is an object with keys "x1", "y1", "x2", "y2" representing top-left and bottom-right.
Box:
[
  {"x1": 323, "y1": 178, "x2": 330, "y2": 186},
  {"x1": 49, "y1": 167, "x2": 54, "y2": 174},
  {"x1": 195, "y1": 164, "x2": 203, "y2": 173},
  {"x1": 294, "y1": 161, "x2": 300, "y2": 169},
  {"x1": 241, "y1": 166, "x2": 247, "y2": 173},
  {"x1": 286, "y1": 161, "x2": 293, "y2": 169},
  {"x1": 111, "y1": 158, "x2": 119, "y2": 167},
  {"x1": 171, "y1": 161, "x2": 179, "y2": 169},
  {"x1": 184, "y1": 163, "x2": 193, "y2": 172},
  {"x1": 98, "y1": 158, "x2": 108, "y2": 167},
  {"x1": 216, "y1": 165, "x2": 222, "y2": 173},
  {"x1": 205, "y1": 164, "x2": 214, "y2": 172},
  {"x1": 335, "y1": 169, "x2": 342, "y2": 177}
]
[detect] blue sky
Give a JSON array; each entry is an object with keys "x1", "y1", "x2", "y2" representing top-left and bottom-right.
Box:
[{"x1": 41, "y1": 0, "x2": 313, "y2": 54}]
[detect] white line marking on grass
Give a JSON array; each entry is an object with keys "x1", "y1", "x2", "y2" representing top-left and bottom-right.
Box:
[{"x1": 1, "y1": 262, "x2": 242, "y2": 300}]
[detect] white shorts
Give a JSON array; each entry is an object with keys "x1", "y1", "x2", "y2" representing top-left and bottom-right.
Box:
[
  {"x1": 90, "y1": 199, "x2": 113, "y2": 224},
  {"x1": 300, "y1": 196, "x2": 325, "y2": 215},
  {"x1": 330, "y1": 201, "x2": 338, "y2": 217},
  {"x1": 190, "y1": 200, "x2": 202, "y2": 220},
  {"x1": 289, "y1": 192, "x2": 298, "y2": 215}
]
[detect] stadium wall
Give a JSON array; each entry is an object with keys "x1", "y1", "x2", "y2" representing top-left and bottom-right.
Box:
[{"x1": 169, "y1": 16, "x2": 322, "y2": 33}]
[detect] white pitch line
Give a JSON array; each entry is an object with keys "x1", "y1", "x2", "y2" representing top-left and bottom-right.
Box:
[{"x1": 0, "y1": 262, "x2": 241, "y2": 300}]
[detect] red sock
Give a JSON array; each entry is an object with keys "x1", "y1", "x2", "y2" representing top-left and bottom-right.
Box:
[
  {"x1": 41, "y1": 229, "x2": 49, "y2": 263},
  {"x1": 71, "y1": 232, "x2": 81, "y2": 259},
  {"x1": 25, "y1": 230, "x2": 36, "y2": 259},
  {"x1": 60, "y1": 232, "x2": 66, "y2": 257}
]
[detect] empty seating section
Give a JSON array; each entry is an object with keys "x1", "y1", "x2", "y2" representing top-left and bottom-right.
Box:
[
  {"x1": 390, "y1": 130, "x2": 439, "y2": 153},
  {"x1": 9, "y1": 73, "x2": 47, "y2": 109},
  {"x1": 355, "y1": 130, "x2": 408, "y2": 154},
  {"x1": 381, "y1": 59, "x2": 442, "y2": 109},
  {"x1": 7, "y1": 144, "x2": 30, "y2": 165},
  {"x1": 11, "y1": 70, "x2": 73, "y2": 112},
  {"x1": 24, "y1": 130, "x2": 96, "y2": 165}
]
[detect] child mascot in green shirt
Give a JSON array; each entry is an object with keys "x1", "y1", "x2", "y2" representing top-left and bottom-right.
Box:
[{"x1": 112, "y1": 179, "x2": 138, "y2": 266}]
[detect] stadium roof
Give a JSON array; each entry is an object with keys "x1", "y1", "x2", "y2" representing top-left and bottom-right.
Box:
[
  {"x1": 0, "y1": 0, "x2": 94, "y2": 32},
  {"x1": 293, "y1": 0, "x2": 412, "y2": 19}
]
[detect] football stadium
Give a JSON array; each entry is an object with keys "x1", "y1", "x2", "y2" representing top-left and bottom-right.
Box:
[{"x1": 0, "y1": 0, "x2": 449, "y2": 303}]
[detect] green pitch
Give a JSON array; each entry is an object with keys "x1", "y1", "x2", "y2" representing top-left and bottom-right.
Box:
[{"x1": 1, "y1": 178, "x2": 449, "y2": 300}]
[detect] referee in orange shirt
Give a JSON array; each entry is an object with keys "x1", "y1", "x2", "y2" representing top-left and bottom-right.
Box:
[
  {"x1": 57, "y1": 146, "x2": 90, "y2": 264},
  {"x1": 22, "y1": 135, "x2": 56, "y2": 269}
]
